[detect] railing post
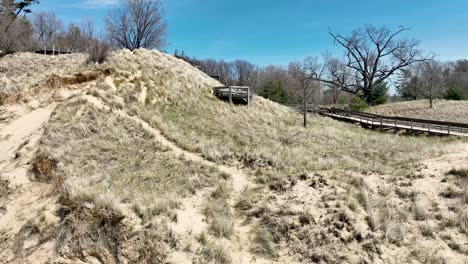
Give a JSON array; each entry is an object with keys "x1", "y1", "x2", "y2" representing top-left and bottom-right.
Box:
[
  {"x1": 229, "y1": 86, "x2": 233, "y2": 105},
  {"x1": 247, "y1": 87, "x2": 250, "y2": 107},
  {"x1": 448, "y1": 125, "x2": 450, "y2": 135},
  {"x1": 380, "y1": 117, "x2": 383, "y2": 131}
]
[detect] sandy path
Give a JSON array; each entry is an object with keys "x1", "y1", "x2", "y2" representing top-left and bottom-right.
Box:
[
  {"x1": 0, "y1": 103, "x2": 56, "y2": 162},
  {"x1": 0, "y1": 103, "x2": 60, "y2": 264}
]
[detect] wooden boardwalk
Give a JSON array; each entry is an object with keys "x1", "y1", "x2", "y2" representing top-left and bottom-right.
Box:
[{"x1": 319, "y1": 108, "x2": 468, "y2": 137}]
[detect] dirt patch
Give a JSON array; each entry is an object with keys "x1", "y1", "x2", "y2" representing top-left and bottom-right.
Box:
[
  {"x1": 45, "y1": 68, "x2": 113, "y2": 87},
  {"x1": 31, "y1": 154, "x2": 58, "y2": 183}
]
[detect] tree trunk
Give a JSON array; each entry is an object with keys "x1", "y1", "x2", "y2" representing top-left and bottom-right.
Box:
[
  {"x1": 303, "y1": 106, "x2": 307, "y2": 128},
  {"x1": 363, "y1": 84, "x2": 372, "y2": 104},
  {"x1": 303, "y1": 86, "x2": 307, "y2": 128},
  {"x1": 429, "y1": 87, "x2": 433, "y2": 108}
]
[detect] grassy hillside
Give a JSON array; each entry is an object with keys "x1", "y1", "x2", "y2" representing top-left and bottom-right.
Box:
[
  {"x1": 2, "y1": 50, "x2": 467, "y2": 263},
  {"x1": 371, "y1": 100, "x2": 468, "y2": 124}
]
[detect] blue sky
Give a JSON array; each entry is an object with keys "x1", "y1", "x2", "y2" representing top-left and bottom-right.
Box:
[{"x1": 35, "y1": 0, "x2": 468, "y2": 66}]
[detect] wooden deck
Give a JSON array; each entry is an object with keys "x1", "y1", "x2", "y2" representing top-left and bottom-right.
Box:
[
  {"x1": 213, "y1": 86, "x2": 252, "y2": 106},
  {"x1": 319, "y1": 108, "x2": 468, "y2": 137}
]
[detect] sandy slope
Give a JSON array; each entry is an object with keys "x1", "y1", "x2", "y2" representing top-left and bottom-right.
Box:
[
  {"x1": 0, "y1": 67, "x2": 102, "y2": 263},
  {"x1": 0, "y1": 102, "x2": 59, "y2": 263}
]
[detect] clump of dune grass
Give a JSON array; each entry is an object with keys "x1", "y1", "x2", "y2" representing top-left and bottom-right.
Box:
[
  {"x1": 194, "y1": 242, "x2": 232, "y2": 264},
  {"x1": 463, "y1": 185, "x2": 468, "y2": 204},
  {"x1": 411, "y1": 244, "x2": 448, "y2": 264},
  {"x1": 204, "y1": 181, "x2": 234, "y2": 239},
  {"x1": 419, "y1": 223, "x2": 435, "y2": 238},
  {"x1": 448, "y1": 168, "x2": 468, "y2": 179},
  {"x1": 251, "y1": 206, "x2": 295, "y2": 258},
  {"x1": 458, "y1": 209, "x2": 468, "y2": 234}
]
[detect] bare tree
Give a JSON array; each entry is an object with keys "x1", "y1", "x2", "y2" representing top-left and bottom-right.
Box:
[
  {"x1": 81, "y1": 18, "x2": 95, "y2": 41},
  {"x1": 106, "y1": 0, "x2": 167, "y2": 50},
  {"x1": 0, "y1": 0, "x2": 37, "y2": 56},
  {"x1": 396, "y1": 63, "x2": 424, "y2": 100},
  {"x1": 1, "y1": 0, "x2": 38, "y2": 33},
  {"x1": 0, "y1": 13, "x2": 32, "y2": 55},
  {"x1": 60, "y1": 23, "x2": 85, "y2": 52},
  {"x1": 216, "y1": 60, "x2": 235, "y2": 85},
  {"x1": 87, "y1": 34, "x2": 113, "y2": 64},
  {"x1": 289, "y1": 57, "x2": 325, "y2": 128},
  {"x1": 320, "y1": 25, "x2": 431, "y2": 104},
  {"x1": 233, "y1": 60, "x2": 258, "y2": 86},
  {"x1": 421, "y1": 60, "x2": 445, "y2": 108},
  {"x1": 33, "y1": 11, "x2": 62, "y2": 51}
]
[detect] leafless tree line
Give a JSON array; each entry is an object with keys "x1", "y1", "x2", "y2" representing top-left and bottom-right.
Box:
[
  {"x1": 397, "y1": 59, "x2": 468, "y2": 107},
  {"x1": 1, "y1": 0, "x2": 167, "y2": 61},
  {"x1": 32, "y1": 12, "x2": 100, "y2": 54}
]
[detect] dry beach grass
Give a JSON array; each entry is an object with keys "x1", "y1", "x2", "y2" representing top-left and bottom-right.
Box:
[{"x1": 371, "y1": 100, "x2": 468, "y2": 124}]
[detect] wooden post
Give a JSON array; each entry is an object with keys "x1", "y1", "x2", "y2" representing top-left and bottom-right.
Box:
[
  {"x1": 448, "y1": 125, "x2": 450, "y2": 135},
  {"x1": 410, "y1": 121, "x2": 413, "y2": 134},
  {"x1": 380, "y1": 117, "x2": 383, "y2": 131},
  {"x1": 247, "y1": 87, "x2": 250, "y2": 107},
  {"x1": 52, "y1": 44, "x2": 55, "y2": 55},
  {"x1": 229, "y1": 86, "x2": 233, "y2": 105}
]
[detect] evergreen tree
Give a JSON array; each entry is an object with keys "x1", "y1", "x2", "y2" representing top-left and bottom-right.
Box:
[
  {"x1": 446, "y1": 86, "x2": 465, "y2": 100},
  {"x1": 258, "y1": 80, "x2": 289, "y2": 104},
  {"x1": 369, "y1": 81, "x2": 389, "y2": 105}
]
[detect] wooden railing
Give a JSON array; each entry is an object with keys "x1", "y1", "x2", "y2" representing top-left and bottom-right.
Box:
[
  {"x1": 213, "y1": 86, "x2": 252, "y2": 106},
  {"x1": 319, "y1": 108, "x2": 468, "y2": 137}
]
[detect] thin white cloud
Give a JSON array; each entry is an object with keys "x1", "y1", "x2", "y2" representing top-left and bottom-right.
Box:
[{"x1": 83, "y1": 0, "x2": 120, "y2": 8}]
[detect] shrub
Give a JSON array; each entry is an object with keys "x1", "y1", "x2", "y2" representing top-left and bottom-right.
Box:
[
  {"x1": 337, "y1": 95, "x2": 348, "y2": 104},
  {"x1": 445, "y1": 87, "x2": 465, "y2": 101},
  {"x1": 350, "y1": 96, "x2": 368, "y2": 112},
  {"x1": 87, "y1": 39, "x2": 112, "y2": 64},
  {"x1": 258, "y1": 80, "x2": 290, "y2": 104}
]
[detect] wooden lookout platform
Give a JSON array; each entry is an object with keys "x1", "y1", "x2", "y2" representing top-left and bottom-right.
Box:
[
  {"x1": 213, "y1": 86, "x2": 252, "y2": 106},
  {"x1": 320, "y1": 108, "x2": 468, "y2": 137}
]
